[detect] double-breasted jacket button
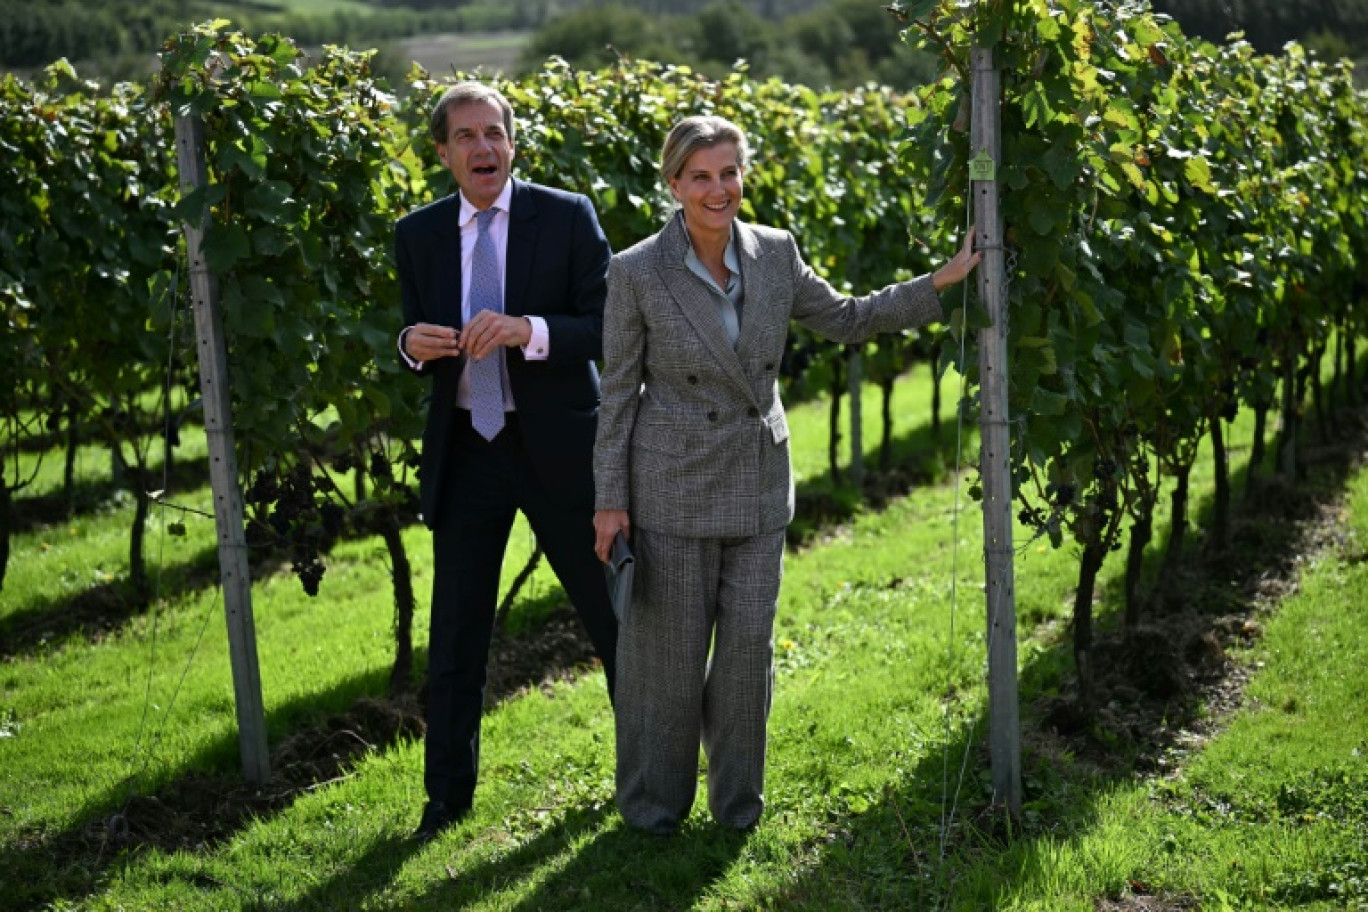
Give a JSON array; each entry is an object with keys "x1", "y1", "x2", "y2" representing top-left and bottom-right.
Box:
[
  {"x1": 687, "y1": 375, "x2": 699, "y2": 384},
  {"x1": 764, "y1": 362, "x2": 775, "y2": 371},
  {"x1": 707, "y1": 410, "x2": 718, "y2": 422},
  {"x1": 747, "y1": 407, "x2": 760, "y2": 418}
]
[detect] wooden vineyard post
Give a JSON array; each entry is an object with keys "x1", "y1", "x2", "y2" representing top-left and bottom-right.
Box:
[
  {"x1": 848, "y1": 346, "x2": 865, "y2": 490},
  {"x1": 174, "y1": 114, "x2": 271, "y2": 783},
  {"x1": 970, "y1": 47, "x2": 1022, "y2": 816}
]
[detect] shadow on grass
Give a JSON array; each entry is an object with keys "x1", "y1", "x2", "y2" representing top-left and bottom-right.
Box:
[
  {"x1": 2, "y1": 597, "x2": 618, "y2": 912},
  {"x1": 0, "y1": 663, "x2": 416, "y2": 912},
  {"x1": 10, "y1": 452, "x2": 211, "y2": 536},
  {"x1": 411, "y1": 809, "x2": 746, "y2": 912},
  {"x1": 760, "y1": 407, "x2": 1368, "y2": 909},
  {"x1": 254, "y1": 833, "x2": 424, "y2": 912},
  {"x1": 0, "y1": 543, "x2": 227, "y2": 661},
  {"x1": 0, "y1": 538, "x2": 308, "y2": 663},
  {"x1": 512, "y1": 819, "x2": 748, "y2": 912},
  {"x1": 3, "y1": 406, "x2": 961, "y2": 667},
  {"x1": 0, "y1": 501, "x2": 430, "y2": 663},
  {"x1": 186, "y1": 801, "x2": 655, "y2": 911},
  {"x1": 245, "y1": 804, "x2": 710, "y2": 912}
]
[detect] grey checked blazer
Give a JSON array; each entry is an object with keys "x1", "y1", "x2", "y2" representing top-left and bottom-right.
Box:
[{"x1": 594, "y1": 211, "x2": 943, "y2": 538}]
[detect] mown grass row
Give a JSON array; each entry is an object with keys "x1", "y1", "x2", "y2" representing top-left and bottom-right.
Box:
[{"x1": 2, "y1": 360, "x2": 1366, "y2": 910}]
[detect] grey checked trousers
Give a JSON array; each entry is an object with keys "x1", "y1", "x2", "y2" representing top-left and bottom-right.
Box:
[{"x1": 614, "y1": 526, "x2": 785, "y2": 832}]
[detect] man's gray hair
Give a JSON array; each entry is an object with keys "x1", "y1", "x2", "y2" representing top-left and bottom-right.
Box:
[
  {"x1": 660, "y1": 115, "x2": 750, "y2": 185},
  {"x1": 429, "y1": 82, "x2": 516, "y2": 145}
]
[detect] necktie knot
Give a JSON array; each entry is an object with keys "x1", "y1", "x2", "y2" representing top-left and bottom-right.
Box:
[{"x1": 476, "y1": 206, "x2": 498, "y2": 234}]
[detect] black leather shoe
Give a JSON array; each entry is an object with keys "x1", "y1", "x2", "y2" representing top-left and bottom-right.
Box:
[{"x1": 412, "y1": 801, "x2": 469, "y2": 843}]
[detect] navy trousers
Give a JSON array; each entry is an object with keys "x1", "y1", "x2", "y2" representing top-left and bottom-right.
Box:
[{"x1": 424, "y1": 411, "x2": 617, "y2": 809}]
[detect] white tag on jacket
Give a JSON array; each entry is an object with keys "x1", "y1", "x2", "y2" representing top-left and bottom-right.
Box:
[{"x1": 766, "y1": 411, "x2": 789, "y2": 445}]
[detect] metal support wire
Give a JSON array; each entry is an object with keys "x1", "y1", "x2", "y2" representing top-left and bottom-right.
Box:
[
  {"x1": 105, "y1": 259, "x2": 228, "y2": 848},
  {"x1": 938, "y1": 179, "x2": 981, "y2": 861}
]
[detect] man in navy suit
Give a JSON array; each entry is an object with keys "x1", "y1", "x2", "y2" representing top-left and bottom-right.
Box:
[{"x1": 396, "y1": 82, "x2": 617, "y2": 842}]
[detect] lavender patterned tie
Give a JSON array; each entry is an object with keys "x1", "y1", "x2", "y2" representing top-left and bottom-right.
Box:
[{"x1": 468, "y1": 207, "x2": 505, "y2": 441}]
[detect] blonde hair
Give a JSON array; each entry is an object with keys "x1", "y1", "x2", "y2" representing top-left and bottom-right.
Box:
[{"x1": 660, "y1": 115, "x2": 750, "y2": 185}]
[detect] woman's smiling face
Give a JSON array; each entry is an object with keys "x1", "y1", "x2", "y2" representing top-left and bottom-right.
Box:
[{"x1": 669, "y1": 141, "x2": 743, "y2": 234}]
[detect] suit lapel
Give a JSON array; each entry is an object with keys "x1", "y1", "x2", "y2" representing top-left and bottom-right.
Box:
[
  {"x1": 654, "y1": 212, "x2": 754, "y2": 395},
  {"x1": 504, "y1": 179, "x2": 536, "y2": 318},
  {"x1": 732, "y1": 220, "x2": 769, "y2": 360}
]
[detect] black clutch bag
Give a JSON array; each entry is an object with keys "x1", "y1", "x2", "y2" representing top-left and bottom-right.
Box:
[{"x1": 605, "y1": 531, "x2": 635, "y2": 624}]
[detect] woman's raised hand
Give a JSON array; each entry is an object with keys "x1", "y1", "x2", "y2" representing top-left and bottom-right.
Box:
[{"x1": 931, "y1": 227, "x2": 983, "y2": 292}]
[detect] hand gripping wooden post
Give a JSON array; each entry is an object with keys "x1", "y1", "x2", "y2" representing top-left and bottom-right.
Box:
[
  {"x1": 174, "y1": 114, "x2": 271, "y2": 784},
  {"x1": 971, "y1": 47, "x2": 1022, "y2": 816}
]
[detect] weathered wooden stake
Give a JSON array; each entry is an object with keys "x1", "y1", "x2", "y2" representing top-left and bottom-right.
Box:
[
  {"x1": 971, "y1": 47, "x2": 1022, "y2": 817},
  {"x1": 848, "y1": 346, "x2": 865, "y2": 490},
  {"x1": 174, "y1": 114, "x2": 270, "y2": 783}
]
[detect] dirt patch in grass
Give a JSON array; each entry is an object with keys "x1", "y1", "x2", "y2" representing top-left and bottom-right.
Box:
[
  {"x1": 1095, "y1": 894, "x2": 1200, "y2": 911},
  {"x1": 486, "y1": 601, "x2": 603, "y2": 704},
  {"x1": 1032, "y1": 411, "x2": 1367, "y2": 783},
  {"x1": 105, "y1": 695, "x2": 425, "y2": 853},
  {"x1": 1035, "y1": 486, "x2": 1353, "y2": 781}
]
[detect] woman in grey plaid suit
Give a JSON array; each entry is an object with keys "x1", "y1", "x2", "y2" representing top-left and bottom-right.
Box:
[{"x1": 592, "y1": 115, "x2": 980, "y2": 834}]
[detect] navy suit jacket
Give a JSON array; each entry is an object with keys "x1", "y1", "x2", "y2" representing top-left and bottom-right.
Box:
[{"x1": 396, "y1": 179, "x2": 612, "y2": 527}]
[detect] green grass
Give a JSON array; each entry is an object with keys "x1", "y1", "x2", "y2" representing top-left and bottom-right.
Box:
[
  {"x1": 2, "y1": 361, "x2": 1366, "y2": 911},
  {"x1": 941, "y1": 468, "x2": 1368, "y2": 911}
]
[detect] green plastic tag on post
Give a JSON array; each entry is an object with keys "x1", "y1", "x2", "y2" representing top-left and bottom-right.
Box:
[{"x1": 969, "y1": 149, "x2": 996, "y2": 181}]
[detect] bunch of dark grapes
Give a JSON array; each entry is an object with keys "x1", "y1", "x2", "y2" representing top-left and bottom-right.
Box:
[
  {"x1": 244, "y1": 462, "x2": 341, "y2": 597},
  {"x1": 272, "y1": 464, "x2": 316, "y2": 537},
  {"x1": 1017, "y1": 504, "x2": 1045, "y2": 529},
  {"x1": 369, "y1": 450, "x2": 393, "y2": 488},
  {"x1": 295, "y1": 556, "x2": 325, "y2": 597},
  {"x1": 319, "y1": 501, "x2": 346, "y2": 539},
  {"x1": 246, "y1": 468, "x2": 281, "y2": 511}
]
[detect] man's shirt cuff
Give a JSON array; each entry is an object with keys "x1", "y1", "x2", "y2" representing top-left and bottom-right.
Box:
[
  {"x1": 522, "y1": 316, "x2": 549, "y2": 360},
  {"x1": 398, "y1": 326, "x2": 424, "y2": 371}
]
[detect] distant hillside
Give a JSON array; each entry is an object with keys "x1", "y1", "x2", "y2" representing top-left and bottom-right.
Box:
[
  {"x1": 0, "y1": 0, "x2": 521, "y2": 76},
  {"x1": 4, "y1": 0, "x2": 1365, "y2": 87}
]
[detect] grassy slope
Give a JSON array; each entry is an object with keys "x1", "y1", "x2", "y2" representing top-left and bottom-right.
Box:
[
  {"x1": 393, "y1": 32, "x2": 529, "y2": 78},
  {"x1": 947, "y1": 465, "x2": 1368, "y2": 912},
  {"x1": 2, "y1": 363, "x2": 1365, "y2": 911}
]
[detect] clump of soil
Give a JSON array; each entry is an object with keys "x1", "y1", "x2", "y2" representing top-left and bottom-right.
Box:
[
  {"x1": 486, "y1": 602, "x2": 602, "y2": 704},
  {"x1": 1096, "y1": 894, "x2": 1199, "y2": 911},
  {"x1": 107, "y1": 693, "x2": 427, "y2": 854}
]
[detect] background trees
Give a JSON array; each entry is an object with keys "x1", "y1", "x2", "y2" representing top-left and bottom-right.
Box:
[
  {"x1": 9, "y1": 0, "x2": 1365, "y2": 93},
  {"x1": 519, "y1": 0, "x2": 942, "y2": 91}
]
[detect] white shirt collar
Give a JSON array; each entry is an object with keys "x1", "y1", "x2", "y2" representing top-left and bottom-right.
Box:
[
  {"x1": 458, "y1": 180, "x2": 514, "y2": 227},
  {"x1": 682, "y1": 222, "x2": 740, "y2": 274}
]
